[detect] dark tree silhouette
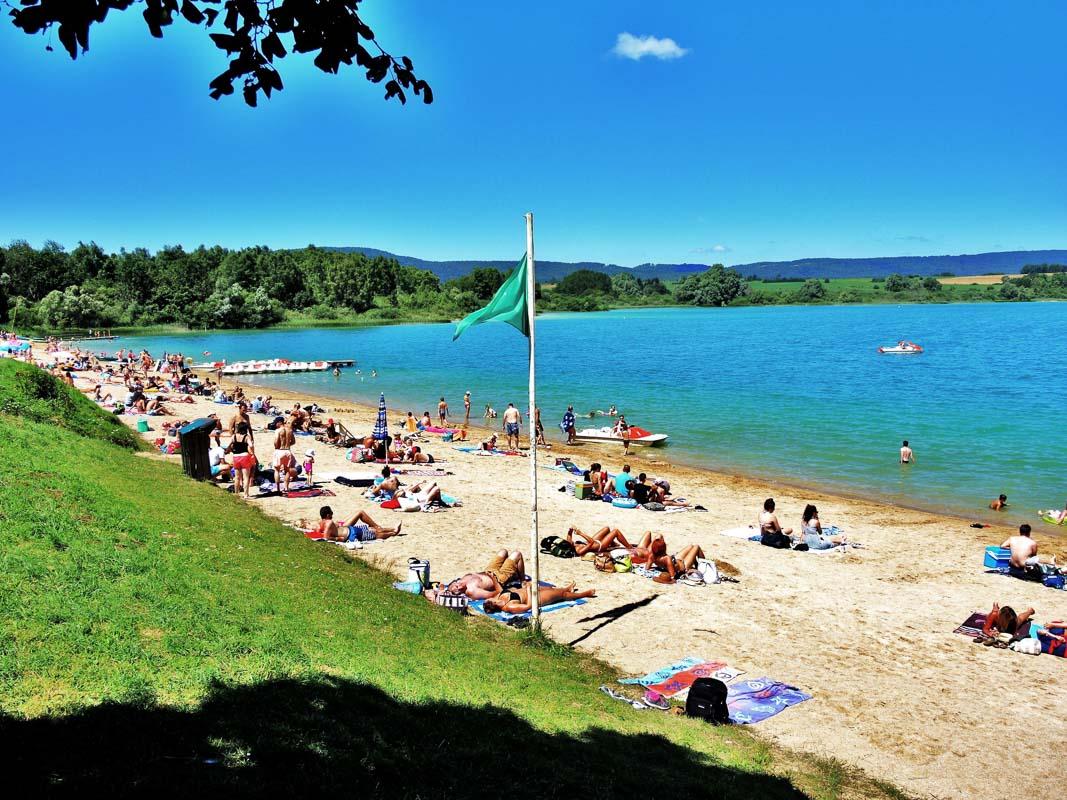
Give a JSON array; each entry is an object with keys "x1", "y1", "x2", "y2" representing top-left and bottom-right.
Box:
[{"x1": 7, "y1": 0, "x2": 433, "y2": 107}]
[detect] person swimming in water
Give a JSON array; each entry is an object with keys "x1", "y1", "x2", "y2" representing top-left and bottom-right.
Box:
[{"x1": 900, "y1": 440, "x2": 914, "y2": 464}]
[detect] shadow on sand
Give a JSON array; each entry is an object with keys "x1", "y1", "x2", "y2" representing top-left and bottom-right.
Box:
[{"x1": 1, "y1": 676, "x2": 806, "y2": 798}]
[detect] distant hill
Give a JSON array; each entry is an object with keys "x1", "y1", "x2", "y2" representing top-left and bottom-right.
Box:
[{"x1": 326, "y1": 246, "x2": 1067, "y2": 282}]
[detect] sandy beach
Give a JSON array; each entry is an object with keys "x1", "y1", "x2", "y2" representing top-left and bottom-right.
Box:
[{"x1": 66, "y1": 361, "x2": 1066, "y2": 800}]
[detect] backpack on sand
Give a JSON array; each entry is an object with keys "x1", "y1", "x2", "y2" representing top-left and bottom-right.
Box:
[
  {"x1": 685, "y1": 678, "x2": 730, "y2": 724},
  {"x1": 540, "y1": 535, "x2": 577, "y2": 559}
]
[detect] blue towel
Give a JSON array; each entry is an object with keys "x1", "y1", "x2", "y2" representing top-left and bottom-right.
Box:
[
  {"x1": 727, "y1": 678, "x2": 812, "y2": 724},
  {"x1": 468, "y1": 596, "x2": 587, "y2": 622}
]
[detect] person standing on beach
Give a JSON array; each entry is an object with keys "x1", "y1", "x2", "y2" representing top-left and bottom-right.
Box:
[
  {"x1": 534, "y1": 406, "x2": 548, "y2": 447},
  {"x1": 561, "y1": 406, "x2": 576, "y2": 444},
  {"x1": 900, "y1": 440, "x2": 915, "y2": 464},
  {"x1": 464, "y1": 391, "x2": 471, "y2": 426},
  {"x1": 502, "y1": 403, "x2": 522, "y2": 449},
  {"x1": 438, "y1": 396, "x2": 449, "y2": 426}
]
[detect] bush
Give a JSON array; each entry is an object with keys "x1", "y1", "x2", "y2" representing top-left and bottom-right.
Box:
[
  {"x1": 675, "y1": 265, "x2": 747, "y2": 306},
  {"x1": 556, "y1": 269, "x2": 613, "y2": 296},
  {"x1": 884, "y1": 273, "x2": 908, "y2": 292},
  {"x1": 922, "y1": 277, "x2": 942, "y2": 291},
  {"x1": 794, "y1": 279, "x2": 827, "y2": 301}
]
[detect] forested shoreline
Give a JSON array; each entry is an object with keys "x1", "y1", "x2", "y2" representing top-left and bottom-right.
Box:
[{"x1": 0, "y1": 240, "x2": 1064, "y2": 332}]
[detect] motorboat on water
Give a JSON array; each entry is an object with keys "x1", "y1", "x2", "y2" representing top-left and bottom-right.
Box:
[
  {"x1": 573, "y1": 425, "x2": 669, "y2": 447},
  {"x1": 878, "y1": 340, "x2": 923, "y2": 355}
]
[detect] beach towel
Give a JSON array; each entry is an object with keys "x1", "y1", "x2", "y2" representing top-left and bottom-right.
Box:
[
  {"x1": 671, "y1": 667, "x2": 745, "y2": 700},
  {"x1": 720, "y1": 526, "x2": 761, "y2": 541},
  {"x1": 423, "y1": 425, "x2": 461, "y2": 435},
  {"x1": 468, "y1": 596, "x2": 587, "y2": 622},
  {"x1": 645, "y1": 661, "x2": 728, "y2": 698},
  {"x1": 387, "y1": 468, "x2": 451, "y2": 477},
  {"x1": 727, "y1": 678, "x2": 812, "y2": 724},
  {"x1": 285, "y1": 488, "x2": 334, "y2": 499},
  {"x1": 453, "y1": 446, "x2": 523, "y2": 456},
  {"x1": 618, "y1": 657, "x2": 706, "y2": 686},
  {"x1": 954, "y1": 612, "x2": 988, "y2": 638}
]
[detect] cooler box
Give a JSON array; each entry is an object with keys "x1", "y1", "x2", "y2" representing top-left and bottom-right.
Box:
[
  {"x1": 983, "y1": 546, "x2": 1011, "y2": 570},
  {"x1": 574, "y1": 482, "x2": 593, "y2": 500}
]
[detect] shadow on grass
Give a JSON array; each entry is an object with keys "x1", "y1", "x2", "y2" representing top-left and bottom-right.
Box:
[{"x1": 1, "y1": 676, "x2": 806, "y2": 798}]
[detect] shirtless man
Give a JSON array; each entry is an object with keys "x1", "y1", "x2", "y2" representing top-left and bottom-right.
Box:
[
  {"x1": 228, "y1": 401, "x2": 253, "y2": 442},
  {"x1": 369, "y1": 465, "x2": 400, "y2": 497},
  {"x1": 438, "y1": 397, "x2": 449, "y2": 425},
  {"x1": 502, "y1": 403, "x2": 522, "y2": 449},
  {"x1": 273, "y1": 422, "x2": 297, "y2": 493},
  {"x1": 990, "y1": 494, "x2": 1009, "y2": 511},
  {"x1": 438, "y1": 550, "x2": 527, "y2": 600},
  {"x1": 1003, "y1": 524, "x2": 1042, "y2": 580},
  {"x1": 900, "y1": 440, "x2": 915, "y2": 464},
  {"x1": 309, "y1": 506, "x2": 401, "y2": 544}
]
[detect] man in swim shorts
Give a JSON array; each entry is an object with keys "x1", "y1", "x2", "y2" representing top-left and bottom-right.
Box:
[
  {"x1": 439, "y1": 550, "x2": 527, "y2": 600},
  {"x1": 990, "y1": 494, "x2": 1009, "y2": 511},
  {"x1": 900, "y1": 440, "x2": 914, "y2": 464},
  {"x1": 502, "y1": 403, "x2": 522, "y2": 450},
  {"x1": 311, "y1": 506, "x2": 402, "y2": 543}
]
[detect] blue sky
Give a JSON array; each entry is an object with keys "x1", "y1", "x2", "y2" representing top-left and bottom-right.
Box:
[{"x1": 1, "y1": 1, "x2": 1064, "y2": 266}]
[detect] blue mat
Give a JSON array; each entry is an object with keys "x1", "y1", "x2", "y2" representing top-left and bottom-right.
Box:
[
  {"x1": 727, "y1": 678, "x2": 811, "y2": 724},
  {"x1": 468, "y1": 583, "x2": 588, "y2": 622}
]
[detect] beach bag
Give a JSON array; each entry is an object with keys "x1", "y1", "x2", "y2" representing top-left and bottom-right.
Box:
[
  {"x1": 613, "y1": 554, "x2": 633, "y2": 573},
  {"x1": 696, "y1": 558, "x2": 720, "y2": 585},
  {"x1": 1010, "y1": 638, "x2": 1041, "y2": 655},
  {"x1": 433, "y1": 590, "x2": 468, "y2": 612},
  {"x1": 442, "y1": 432, "x2": 453, "y2": 442},
  {"x1": 595, "y1": 553, "x2": 616, "y2": 573},
  {"x1": 540, "y1": 536, "x2": 577, "y2": 559},
  {"x1": 686, "y1": 677, "x2": 730, "y2": 724},
  {"x1": 407, "y1": 558, "x2": 430, "y2": 590}
]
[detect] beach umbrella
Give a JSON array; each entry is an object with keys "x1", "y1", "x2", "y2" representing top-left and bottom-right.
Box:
[{"x1": 373, "y1": 393, "x2": 389, "y2": 463}]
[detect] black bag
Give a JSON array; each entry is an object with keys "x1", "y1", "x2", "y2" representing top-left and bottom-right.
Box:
[
  {"x1": 539, "y1": 535, "x2": 576, "y2": 559},
  {"x1": 685, "y1": 678, "x2": 730, "y2": 724}
]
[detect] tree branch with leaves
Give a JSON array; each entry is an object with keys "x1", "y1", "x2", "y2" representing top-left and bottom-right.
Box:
[{"x1": 7, "y1": 0, "x2": 433, "y2": 107}]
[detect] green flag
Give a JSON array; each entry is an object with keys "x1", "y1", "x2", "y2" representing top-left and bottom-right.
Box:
[{"x1": 452, "y1": 255, "x2": 530, "y2": 340}]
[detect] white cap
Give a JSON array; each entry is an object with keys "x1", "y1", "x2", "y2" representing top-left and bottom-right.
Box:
[{"x1": 305, "y1": 448, "x2": 316, "y2": 458}]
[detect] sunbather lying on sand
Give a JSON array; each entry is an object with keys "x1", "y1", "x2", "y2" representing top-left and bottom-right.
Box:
[
  {"x1": 396, "y1": 481, "x2": 443, "y2": 505},
  {"x1": 566, "y1": 526, "x2": 633, "y2": 555},
  {"x1": 307, "y1": 505, "x2": 402, "y2": 542},
  {"x1": 482, "y1": 582, "x2": 596, "y2": 614},
  {"x1": 439, "y1": 550, "x2": 528, "y2": 599},
  {"x1": 652, "y1": 544, "x2": 707, "y2": 582}
]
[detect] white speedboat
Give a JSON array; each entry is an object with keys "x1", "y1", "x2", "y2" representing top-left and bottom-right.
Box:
[
  {"x1": 878, "y1": 340, "x2": 923, "y2": 355},
  {"x1": 191, "y1": 358, "x2": 332, "y2": 375},
  {"x1": 573, "y1": 425, "x2": 669, "y2": 446}
]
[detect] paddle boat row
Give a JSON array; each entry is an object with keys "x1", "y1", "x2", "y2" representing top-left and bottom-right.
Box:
[{"x1": 190, "y1": 358, "x2": 345, "y2": 375}]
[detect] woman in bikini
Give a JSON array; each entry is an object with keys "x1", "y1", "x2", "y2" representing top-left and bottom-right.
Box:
[
  {"x1": 229, "y1": 421, "x2": 257, "y2": 498},
  {"x1": 483, "y1": 582, "x2": 596, "y2": 614},
  {"x1": 565, "y1": 526, "x2": 633, "y2": 556}
]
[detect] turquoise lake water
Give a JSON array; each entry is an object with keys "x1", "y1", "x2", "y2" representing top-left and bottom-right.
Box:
[{"x1": 116, "y1": 303, "x2": 1067, "y2": 526}]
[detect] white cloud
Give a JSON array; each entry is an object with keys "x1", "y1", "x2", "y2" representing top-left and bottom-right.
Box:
[
  {"x1": 690, "y1": 244, "x2": 731, "y2": 255},
  {"x1": 612, "y1": 32, "x2": 689, "y2": 61}
]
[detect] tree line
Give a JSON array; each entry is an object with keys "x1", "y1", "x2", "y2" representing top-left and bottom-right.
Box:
[{"x1": 2, "y1": 242, "x2": 1063, "y2": 333}]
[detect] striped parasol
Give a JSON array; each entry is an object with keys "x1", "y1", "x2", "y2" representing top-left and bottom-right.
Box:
[{"x1": 372, "y1": 393, "x2": 389, "y2": 441}]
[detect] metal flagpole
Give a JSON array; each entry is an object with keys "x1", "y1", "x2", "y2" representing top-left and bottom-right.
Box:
[{"x1": 525, "y1": 212, "x2": 541, "y2": 627}]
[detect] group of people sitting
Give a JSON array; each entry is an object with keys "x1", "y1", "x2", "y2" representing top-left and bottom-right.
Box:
[
  {"x1": 757, "y1": 498, "x2": 850, "y2": 551},
  {"x1": 432, "y1": 550, "x2": 596, "y2": 614},
  {"x1": 581, "y1": 462, "x2": 689, "y2": 509}
]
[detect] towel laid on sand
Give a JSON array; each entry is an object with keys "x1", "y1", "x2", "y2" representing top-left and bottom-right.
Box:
[
  {"x1": 727, "y1": 678, "x2": 812, "y2": 724},
  {"x1": 954, "y1": 612, "x2": 988, "y2": 638}
]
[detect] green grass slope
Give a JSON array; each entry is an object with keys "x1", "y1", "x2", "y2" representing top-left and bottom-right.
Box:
[{"x1": 0, "y1": 364, "x2": 906, "y2": 799}]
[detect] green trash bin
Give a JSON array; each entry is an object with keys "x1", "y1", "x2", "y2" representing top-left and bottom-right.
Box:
[{"x1": 179, "y1": 418, "x2": 218, "y2": 480}]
